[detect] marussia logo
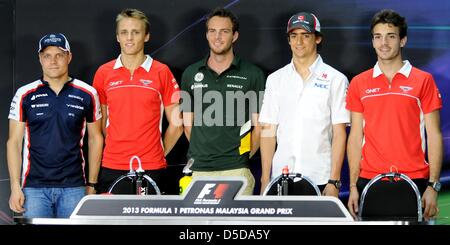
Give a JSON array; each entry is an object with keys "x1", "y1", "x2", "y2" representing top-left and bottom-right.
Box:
[
  {"x1": 140, "y1": 79, "x2": 152, "y2": 86},
  {"x1": 399, "y1": 86, "x2": 413, "y2": 93}
]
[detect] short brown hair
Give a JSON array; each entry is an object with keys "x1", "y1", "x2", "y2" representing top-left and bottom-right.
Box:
[{"x1": 116, "y1": 8, "x2": 150, "y2": 34}]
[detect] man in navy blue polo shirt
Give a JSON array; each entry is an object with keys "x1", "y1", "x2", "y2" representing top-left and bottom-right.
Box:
[{"x1": 6, "y1": 33, "x2": 104, "y2": 218}]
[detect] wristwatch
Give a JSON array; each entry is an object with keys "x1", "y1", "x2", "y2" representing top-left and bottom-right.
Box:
[
  {"x1": 328, "y1": 179, "x2": 342, "y2": 189},
  {"x1": 427, "y1": 181, "x2": 441, "y2": 192},
  {"x1": 86, "y1": 182, "x2": 97, "y2": 189}
]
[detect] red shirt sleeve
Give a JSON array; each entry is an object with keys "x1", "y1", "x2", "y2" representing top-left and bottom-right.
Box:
[{"x1": 420, "y1": 73, "x2": 442, "y2": 114}]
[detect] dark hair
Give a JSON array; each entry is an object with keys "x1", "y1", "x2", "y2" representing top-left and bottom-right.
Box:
[
  {"x1": 206, "y1": 7, "x2": 239, "y2": 33},
  {"x1": 116, "y1": 8, "x2": 150, "y2": 34},
  {"x1": 316, "y1": 32, "x2": 323, "y2": 51},
  {"x1": 370, "y1": 9, "x2": 407, "y2": 39}
]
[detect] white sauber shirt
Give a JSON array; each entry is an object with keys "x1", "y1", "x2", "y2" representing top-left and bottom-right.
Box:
[{"x1": 259, "y1": 55, "x2": 350, "y2": 185}]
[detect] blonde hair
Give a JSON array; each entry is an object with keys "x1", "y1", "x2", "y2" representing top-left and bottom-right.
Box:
[{"x1": 116, "y1": 8, "x2": 150, "y2": 34}]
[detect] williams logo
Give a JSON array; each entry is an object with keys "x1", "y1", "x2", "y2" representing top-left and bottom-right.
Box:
[{"x1": 194, "y1": 183, "x2": 229, "y2": 205}]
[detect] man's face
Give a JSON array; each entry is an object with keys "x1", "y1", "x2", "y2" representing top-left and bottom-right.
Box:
[
  {"x1": 206, "y1": 16, "x2": 238, "y2": 55},
  {"x1": 39, "y1": 46, "x2": 71, "y2": 81},
  {"x1": 372, "y1": 23, "x2": 407, "y2": 62},
  {"x1": 288, "y1": 28, "x2": 321, "y2": 60},
  {"x1": 116, "y1": 17, "x2": 149, "y2": 56}
]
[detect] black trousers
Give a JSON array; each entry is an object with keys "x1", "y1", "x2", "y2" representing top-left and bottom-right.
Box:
[
  {"x1": 356, "y1": 177, "x2": 428, "y2": 195},
  {"x1": 97, "y1": 167, "x2": 167, "y2": 194}
]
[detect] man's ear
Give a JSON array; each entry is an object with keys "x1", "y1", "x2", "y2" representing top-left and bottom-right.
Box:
[
  {"x1": 67, "y1": 52, "x2": 72, "y2": 64},
  {"x1": 316, "y1": 34, "x2": 323, "y2": 45},
  {"x1": 400, "y1": 36, "x2": 407, "y2": 48},
  {"x1": 232, "y1": 31, "x2": 239, "y2": 43}
]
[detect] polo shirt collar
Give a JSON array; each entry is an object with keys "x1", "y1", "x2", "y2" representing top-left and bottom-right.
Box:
[
  {"x1": 40, "y1": 76, "x2": 74, "y2": 86},
  {"x1": 113, "y1": 54, "x2": 153, "y2": 72},
  {"x1": 288, "y1": 54, "x2": 324, "y2": 76},
  {"x1": 372, "y1": 60, "x2": 412, "y2": 78}
]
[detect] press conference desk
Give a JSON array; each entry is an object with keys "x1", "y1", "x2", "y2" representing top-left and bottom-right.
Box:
[{"x1": 12, "y1": 178, "x2": 422, "y2": 225}]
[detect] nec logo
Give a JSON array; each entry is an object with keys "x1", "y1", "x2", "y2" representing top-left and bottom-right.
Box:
[
  {"x1": 314, "y1": 83, "x2": 329, "y2": 89},
  {"x1": 365, "y1": 88, "x2": 381, "y2": 94},
  {"x1": 194, "y1": 183, "x2": 229, "y2": 204}
]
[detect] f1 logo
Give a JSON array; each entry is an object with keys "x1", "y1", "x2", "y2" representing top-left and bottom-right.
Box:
[
  {"x1": 197, "y1": 184, "x2": 216, "y2": 199},
  {"x1": 197, "y1": 183, "x2": 230, "y2": 199}
]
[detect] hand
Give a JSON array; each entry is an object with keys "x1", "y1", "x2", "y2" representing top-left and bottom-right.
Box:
[
  {"x1": 86, "y1": 186, "x2": 97, "y2": 195},
  {"x1": 260, "y1": 177, "x2": 270, "y2": 195},
  {"x1": 9, "y1": 188, "x2": 25, "y2": 213},
  {"x1": 347, "y1": 187, "x2": 359, "y2": 220},
  {"x1": 422, "y1": 186, "x2": 439, "y2": 219},
  {"x1": 322, "y1": 184, "x2": 339, "y2": 197}
]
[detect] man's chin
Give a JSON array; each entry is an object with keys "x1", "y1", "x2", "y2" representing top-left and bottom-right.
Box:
[{"x1": 210, "y1": 48, "x2": 230, "y2": 56}]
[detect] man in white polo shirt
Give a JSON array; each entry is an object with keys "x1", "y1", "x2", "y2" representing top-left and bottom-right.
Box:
[{"x1": 259, "y1": 12, "x2": 349, "y2": 197}]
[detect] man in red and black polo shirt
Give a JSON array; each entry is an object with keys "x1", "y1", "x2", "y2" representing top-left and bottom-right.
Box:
[
  {"x1": 93, "y1": 9, "x2": 183, "y2": 194},
  {"x1": 346, "y1": 9, "x2": 443, "y2": 219}
]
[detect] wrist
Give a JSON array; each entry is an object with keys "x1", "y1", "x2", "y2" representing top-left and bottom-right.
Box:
[
  {"x1": 86, "y1": 182, "x2": 97, "y2": 188},
  {"x1": 11, "y1": 182, "x2": 22, "y2": 190},
  {"x1": 328, "y1": 179, "x2": 342, "y2": 189},
  {"x1": 427, "y1": 181, "x2": 441, "y2": 192}
]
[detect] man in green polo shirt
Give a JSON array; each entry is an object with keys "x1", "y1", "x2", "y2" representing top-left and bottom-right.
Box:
[{"x1": 180, "y1": 7, "x2": 265, "y2": 195}]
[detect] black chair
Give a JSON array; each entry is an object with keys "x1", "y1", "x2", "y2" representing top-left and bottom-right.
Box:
[
  {"x1": 358, "y1": 172, "x2": 422, "y2": 221},
  {"x1": 263, "y1": 173, "x2": 321, "y2": 196},
  {"x1": 108, "y1": 156, "x2": 161, "y2": 195}
]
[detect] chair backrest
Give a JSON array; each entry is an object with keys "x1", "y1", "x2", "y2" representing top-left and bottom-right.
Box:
[
  {"x1": 263, "y1": 173, "x2": 321, "y2": 196},
  {"x1": 107, "y1": 172, "x2": 161, "y2": 195},
  {"x1": 107, "y1": 155, "x2": 161, "y2": 195},
  {"x1": 359, "y1": 172, "x2": 422, "y2": 221}
]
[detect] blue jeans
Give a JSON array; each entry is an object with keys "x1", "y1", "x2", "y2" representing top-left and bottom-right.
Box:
[{"x1": 23, "y1": 187, "x2": 85, "y2": 218}]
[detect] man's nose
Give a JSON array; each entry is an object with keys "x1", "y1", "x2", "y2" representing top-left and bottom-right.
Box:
[
  {"x1": 50, "y1": 56, "x2": 58, "y2": 63},
  {"x1": 126, "y1": 32, "x2": 133, "y2": 40}
]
